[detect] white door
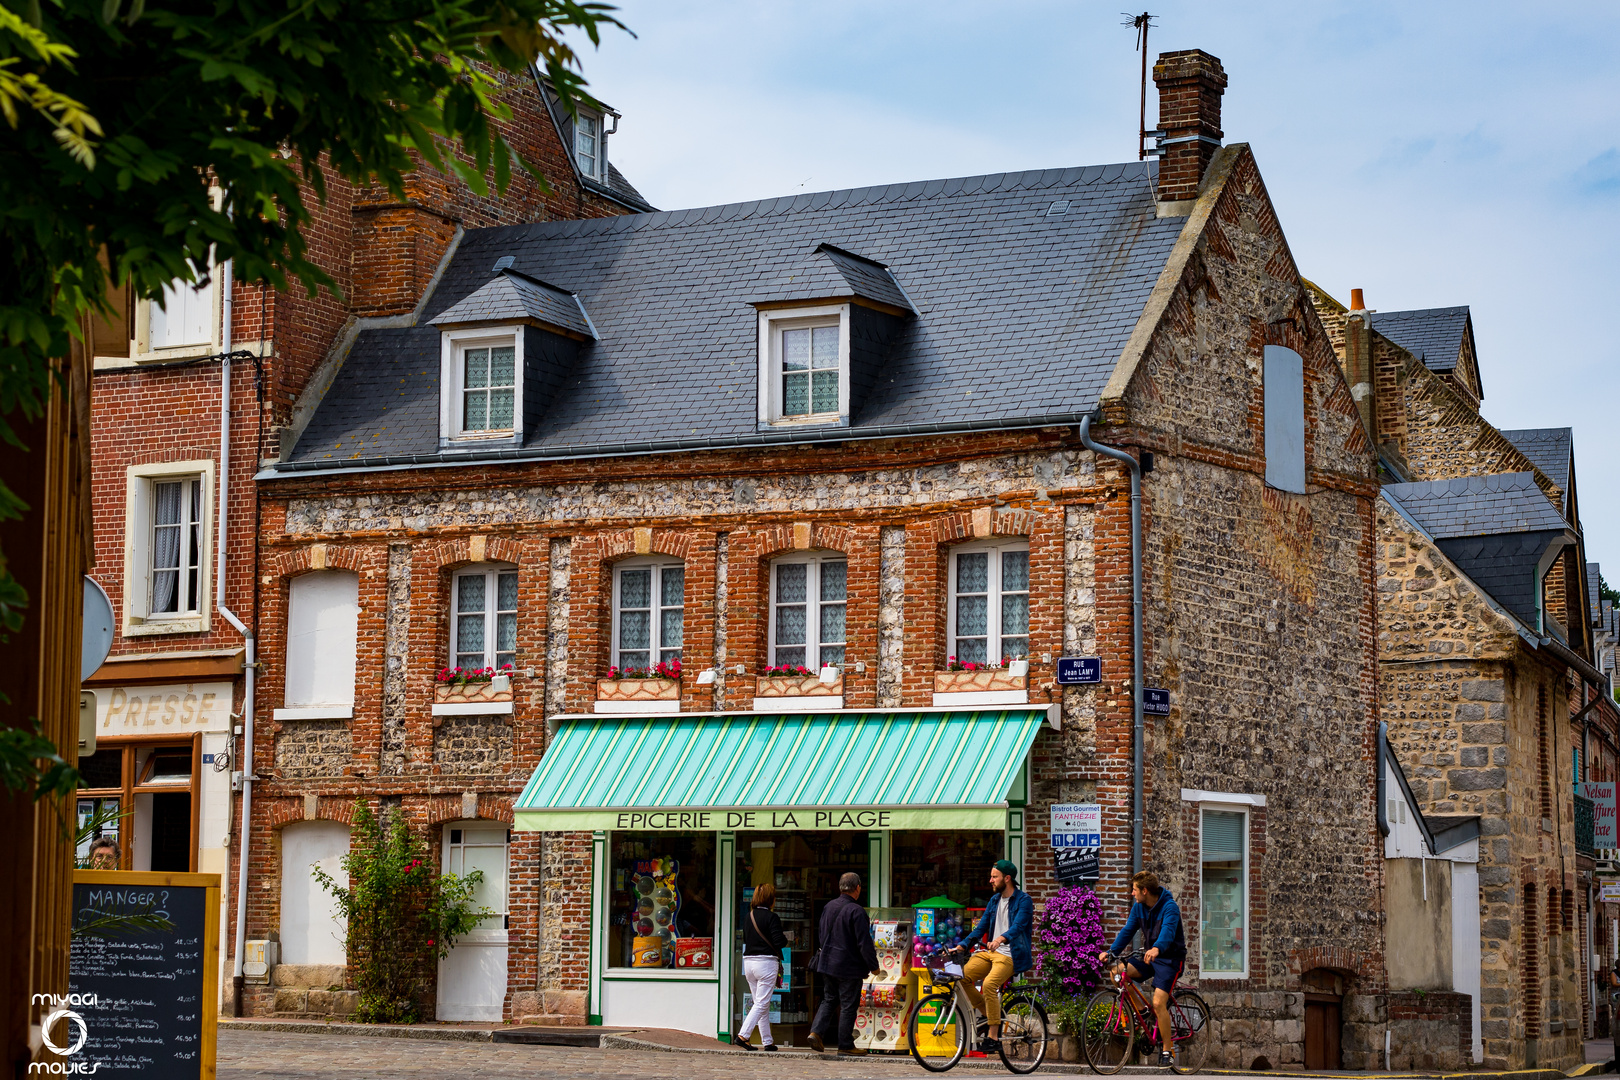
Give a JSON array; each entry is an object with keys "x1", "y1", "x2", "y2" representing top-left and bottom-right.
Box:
[
  {"x1": 436, "y1": 822, "x2": 509, "y2": 1021},
  {"x1": 281, "y1": 821, "x2": 350, "y2": 966}
]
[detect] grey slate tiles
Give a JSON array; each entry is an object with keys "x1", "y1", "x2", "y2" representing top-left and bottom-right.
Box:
[
  {"x1": 429, "y1": 271, "x2": 596, "y2": 339},
  {"x1": 1381, "y1": 472, "x2": 1567, "y2": 539},
  {"x1": 1369, "y1": 306, "x2": 1471, "y2": 372},
  {"x1": 286, "y1": 161, "x2": 1184, "y2": 469},
  {"x1": 1499, "y1": 427, "x2": 1573, "y2": 501}
]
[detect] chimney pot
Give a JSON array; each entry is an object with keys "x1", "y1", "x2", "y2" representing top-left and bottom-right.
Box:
[
  {"x1": 1152, "y1": 49, "x2": 1227, "y2": 203},
  {"x1": 1350, "y1": 288, "x2": 1365, "y2": 311}
]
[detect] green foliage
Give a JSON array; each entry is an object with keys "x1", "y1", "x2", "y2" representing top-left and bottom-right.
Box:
[
  {"x1": 0, "y1": 719, "x2": 81, "y2": 800},
  {"x1": 1600, "y1": 571, "x2": 1620, "y2": 609},
  {"x1": 0, "y1": 0, "x2": 627, "y2": 662},
  {"x1": 313, "y1": 802, "x2": 492, "y2": 1024}
]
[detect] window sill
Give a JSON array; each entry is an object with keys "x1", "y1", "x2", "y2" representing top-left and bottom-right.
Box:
[
  {"x1": 272, "y1": 706, "x2": 354, "y2": 721},
  {"x1": 123, "y1": 616, "x2": 208, "y2": 637},
  {"x1": 432, "y1": 701, "x2": 514, "y2": 717},
  {"x1": 594, "y1": 699, "x2": 680, "y2": 714},
  {"x1": 931, "y1": 690, "x2": 1029, "y2": 707},
  {"x1": 752, "y1": 696, "x2": 844, "y2": 712},
  {"x1": 760, "y1": 414, "x2": 846, "y2": 430},
  {"x1": 602, "y1": 967, "x2": 718, "y2": 981}
]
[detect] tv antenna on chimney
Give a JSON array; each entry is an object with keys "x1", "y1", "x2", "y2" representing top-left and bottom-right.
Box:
[{"x1": 1122, "y1": 12, "x2": 1157, "y2": 160}]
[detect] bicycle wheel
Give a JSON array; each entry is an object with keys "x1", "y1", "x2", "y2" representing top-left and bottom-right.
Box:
[
  {"x1": 908, "y1": 992, "x2": 968, "y2": 1072},
  {"x1": 997, "y1": 994, "x2": 1049, "y2": 1074},
  {"x1": 1080, "y1": 988, "x2": 1135, "y2": 1075},
  {"x1": 1168, "y1": 989, "x2": 1211, "y2": 1075}
]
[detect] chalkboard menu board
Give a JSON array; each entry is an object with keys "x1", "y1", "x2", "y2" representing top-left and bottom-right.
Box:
[{"x1": 68, "y1": 871, "x2": 220, "y2": 1079}]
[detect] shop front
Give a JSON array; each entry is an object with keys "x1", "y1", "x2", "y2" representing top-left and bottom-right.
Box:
[{"x1": 514, "y1": 706, "x2": 1052, "y2": 1039}]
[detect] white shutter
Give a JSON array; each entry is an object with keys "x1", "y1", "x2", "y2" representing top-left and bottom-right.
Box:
[
  {"x1": 151, "y1": 276, "x2": 214, "y2": 348},
  {"x1": 285, "y1": 571, "x2": 359, "y2": 707},
  {"x1": 1201, "y1": 809, "x2": 1244, "y2": 862}
]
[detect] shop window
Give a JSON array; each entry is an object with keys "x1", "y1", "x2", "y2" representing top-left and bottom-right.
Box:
[
  {"x1": 451, "y1": 564, "x2": 518, "y2": 671},
  {"x1": 948, "y1": 541, "x2": 1029, "y2": 665},
  {"x1": 770, "y1": 554, "x2": 846, "y2": 669},
  {"x1": 122, "y1": 460, "x2": 214, "y2": 635},
  {"x1": 612, "y1": 559, "x2": 684, "y2": 671},
  {"x1": 1200, "y1": 807, "x2": 1248, "y2": 977},
  {"x1": 1263, "y1": 344, "x2": 1305, "y2": 494},
  {"x1": 888, "y1": 830, "x2": 1005, "y2": 909},
  {"x1": 607, "y1": 832, "x2": 716, "y2": 970},
  {"x1": 75, "y1": 741, "x2": 198, "y2": 872},
  {"x1": 279, "y1": 570, "x2": 359, "y2": 718}
]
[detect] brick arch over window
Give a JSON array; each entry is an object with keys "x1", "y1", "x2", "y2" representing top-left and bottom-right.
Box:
[
  {"x1": 271, "y1": 543, "x2": 370, "y2": 579},
  {"x1": 265, "y1": 797, "x2": 361, "y2": 830},
  {"x1": 567, "y1": 528, "x2": 717, "y2": 713},
  {"x1": 426, "y1": 794, "x2": 515, "y2": 826},
  {"x1": 420, "y1": 534, "x2": 525, "y2": 574}
]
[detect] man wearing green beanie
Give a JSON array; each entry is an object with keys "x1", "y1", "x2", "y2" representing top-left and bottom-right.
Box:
[{"x1": 949, "y1": 859, "x2": 1034, "y2": 1053}]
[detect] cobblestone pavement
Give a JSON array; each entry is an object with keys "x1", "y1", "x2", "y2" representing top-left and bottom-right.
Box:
[{"x1": 219, "y1": 1030, "x2": 933, "y2": 1079}]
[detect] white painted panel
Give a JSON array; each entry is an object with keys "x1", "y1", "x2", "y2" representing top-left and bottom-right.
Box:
[
  {"x1": 1451, "y1": 861, "x2": 1481, "y2": 1064},
  {"x1": 1263, "y1": 344, "x2": 1306, "y2": 493},
  {"x1": 281, "y1": 821, "x2": 350, "y2": 965},
  {"x1": 151, "y1": 277, "x2": 214, "y2": 349},
  {"x1": 602, "y1": 976, "x2": 719, "y2": 1036},
  {"x1": 438, "y1": 823, "x2": 509, "y2": 1021},
  {"x1": 437, "y1": 939, "x2": 508, "y2": 1021},
  {"x1": 1383, "y1": 761, "x2": 1430, "y2": 859},
  {"x1": 285, "y1": 571, "x2": 358, "y2": 707}
]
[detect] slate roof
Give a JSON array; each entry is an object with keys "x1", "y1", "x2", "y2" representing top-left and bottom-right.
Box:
[
  {"x1": 538, "y1": 82, "x2": 657, "y2": 213},
  {"x1": 429, "y1": 270, "x2": 596, "y2": 339},
  {"x1": 750, "y1": 244, "x2": 916, "y2": 313},
  {"x1": 1589, "y1": 562, "x2": 1603, "y2": 627},
  {"x1": 1381, "y1": 473, "x2": 1568, "y2": 538},
  {"x1": 284, "y1": 161, "x2": 1184, "y2": 470},
  {"x1": 1500, "y1": 427, "x2": 1573, "y2": 502},
  {"x1": 1369, "y1": 306, "x2": 1470, "y2": 372}
]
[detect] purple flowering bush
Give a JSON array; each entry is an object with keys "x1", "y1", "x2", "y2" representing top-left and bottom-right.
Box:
[{"x1": 1032, "y1": 885, "x2": 1108, "y2": 997}]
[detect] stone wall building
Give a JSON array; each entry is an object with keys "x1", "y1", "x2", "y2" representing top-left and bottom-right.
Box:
[
  {"x1": 79, "y1": 69, "x2": 651, "y2": 1015},
  {"x1": 1310, "y1": 285, "x2": 1604, "y2": 1069},
  {"x1": 238, "y1": 50, "x2": 1432, "y2": 1067}
]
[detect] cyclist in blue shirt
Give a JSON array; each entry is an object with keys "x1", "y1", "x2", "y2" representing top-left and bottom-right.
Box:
[{"x1": 1098, "y1": 870, "x2": 1186, "y2": 1068}]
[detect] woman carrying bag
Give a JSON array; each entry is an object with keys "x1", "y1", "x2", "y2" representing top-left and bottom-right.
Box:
[{"x1": 737, "y1": 883, "x2": 790, "y2": 1050}]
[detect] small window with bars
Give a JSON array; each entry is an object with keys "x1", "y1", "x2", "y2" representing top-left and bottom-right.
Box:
[
  {"x1": 460, "y1": 342, "x2": 516, "y2": 433},
  {"x1": 949, "y1": 542, "x2": 1030, "y2": 665},
  {"x1": 613, "y1": 560, "x2": 684, "y2": 671},
  {"x1": 149, "y1": 476, "x2": 203, "y2": 616},
  {"x1": 452, "y1": 565, "x2": 518, "y2": 671},
  {"x1": 770, "y1": 555, "x2": 846, "y2": 669}
]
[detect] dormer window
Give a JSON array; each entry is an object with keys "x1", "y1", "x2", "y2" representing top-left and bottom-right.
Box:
[
  {"x1": 757, "y1": 304, "x2": 849, "y2": 426},
  {"x1": 438, "y1": 327, "x2": 525, "y2": 445},
  {"x1": 575, "y1": 112, "x2": 602, "y2": 181}
]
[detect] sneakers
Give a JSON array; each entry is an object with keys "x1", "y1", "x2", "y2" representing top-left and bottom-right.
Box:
[
  {"x1": 807, "y1": 1033, "x2": 825, "y2": 1053},
  {"x1": 1159, "y1": 1050, "x2": 1175, "y2": 1068}
]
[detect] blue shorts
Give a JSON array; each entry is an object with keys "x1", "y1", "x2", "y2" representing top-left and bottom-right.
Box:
[{"x1": 1125, "y1": 954, "x2": 1183, "y2": 994}]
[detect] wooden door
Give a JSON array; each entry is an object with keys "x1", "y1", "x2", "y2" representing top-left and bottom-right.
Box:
[{"x1": 1304, "y1": 996, "x2": 1342, "y2": 1069}]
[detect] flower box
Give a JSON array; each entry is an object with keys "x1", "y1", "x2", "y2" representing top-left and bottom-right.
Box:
[
  {"x1": 755, "y1": 674, "x2": 843, "y2": 698},
  {"x1": 432, "y1": 675, "x2": 513, "y2": 722},
  {"x1": 932, "y1": 670, "x2": 1026, "y2": 695},
  {"x1": 595, "y1": 677, "x2": 682, "y2": 713}
]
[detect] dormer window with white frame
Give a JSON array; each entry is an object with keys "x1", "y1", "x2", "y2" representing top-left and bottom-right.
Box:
[
  {"x1": 575, "y1": 110, "x2": 603, "y2": 181},
  {"x1": 757, "y1": 304, "x2": 850, "y2": 427},
  {"x1": 439, "y1": 327, "x2": 524, "y2": 446}
]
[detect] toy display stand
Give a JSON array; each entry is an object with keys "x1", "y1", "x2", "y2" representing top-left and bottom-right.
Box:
[{"x1": 854, "y1": 910, "x2": 914, "y2": 1052}]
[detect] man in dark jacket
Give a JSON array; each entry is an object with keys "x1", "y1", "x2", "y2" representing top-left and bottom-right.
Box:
[
  {"x1": 1099, "y1": 870, "x2": 1186, "y2": 1068},
  {"x1": 808, "y1": 872, "x2": 882, "y2": 1055}
]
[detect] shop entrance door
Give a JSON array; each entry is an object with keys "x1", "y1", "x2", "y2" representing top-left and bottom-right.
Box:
[{"x1": 437, "y1": 823, "x2": 509, "y2": 1021}]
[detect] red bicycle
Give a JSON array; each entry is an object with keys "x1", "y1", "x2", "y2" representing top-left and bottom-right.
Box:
[{"x1": 1079, "y1": 955, "x2": 1210, "y2": 1074}]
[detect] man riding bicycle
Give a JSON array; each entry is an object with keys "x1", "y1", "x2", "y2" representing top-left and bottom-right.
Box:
[
  {"x1": 948, "y1": 859, "x2": 1033, "y2": 1054},
  {"x1": 1098, "y1": 871, "x2": 1185, "y2": 1069}
]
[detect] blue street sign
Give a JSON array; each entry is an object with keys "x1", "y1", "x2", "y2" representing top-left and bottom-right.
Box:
[
  {"x1": 1143, "y1": 688, "x2": 1170, "y2": 716},
  {"x1": 1055, "y1": 657, "x2": 1102, "y2": 685}
]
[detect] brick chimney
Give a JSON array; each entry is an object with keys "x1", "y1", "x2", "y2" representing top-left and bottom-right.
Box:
[{"x1": 1152, "y1": 49, "x2": 1227, "y2": 203}]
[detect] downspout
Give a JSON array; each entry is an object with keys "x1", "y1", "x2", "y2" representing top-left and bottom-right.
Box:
[
  {"x1": 1376, "y1": 722, "x2": 1389, "y2": 837},
  {"x1": 214, "y1": 255, "x2": 257, "y2": 1016},
  {"x1": 1078, "y1": 411, "x2": 1145, "y2": 872}
]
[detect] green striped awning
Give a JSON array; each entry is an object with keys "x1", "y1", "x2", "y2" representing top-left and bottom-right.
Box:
[{"x1": 513, "y1": 708, "x2": 1047, "y2": 832}]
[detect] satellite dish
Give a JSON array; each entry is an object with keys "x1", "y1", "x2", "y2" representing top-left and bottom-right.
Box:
[{"x1": 82, "y1": 576, "x2": 114, "y2": 682}]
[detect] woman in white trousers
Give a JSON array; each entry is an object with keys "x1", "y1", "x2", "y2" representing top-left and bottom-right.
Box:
[{"x1": 736, "y1": 883, "x2": 789, "y2": 1050}]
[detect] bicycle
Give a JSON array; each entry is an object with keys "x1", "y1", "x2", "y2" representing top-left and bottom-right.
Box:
[
  {"x1": 1079, "y1": 954, "x2": 1209, "y2": 1075},
  {"x1": 907, "y1": 948, "x2": 1049, "y2": 1074}
]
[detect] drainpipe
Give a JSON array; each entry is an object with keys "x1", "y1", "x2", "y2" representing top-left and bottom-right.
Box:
[
  {"x1": 1078, "y1": 411, "x2": 1145, "y2": 872},
  {"x1": 214, "y1": 255, "x2": 257, "y2": 1016}
]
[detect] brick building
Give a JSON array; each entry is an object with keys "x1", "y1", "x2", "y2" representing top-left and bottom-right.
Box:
[
  {"x1": 79, "y1": 68, "x2": 650, "y2": 1013},
  {"x1": 1311, "y1": 287, "x2": 1604, "y2": 1068},
  {"x1": 236, "y1": 49, "x2": 1424, "y2": 1068}
]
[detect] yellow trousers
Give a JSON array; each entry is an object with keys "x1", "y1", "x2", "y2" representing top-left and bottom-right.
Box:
[{"x1": 962, "y1": 950, "x2": 1015, "y2": 1026}]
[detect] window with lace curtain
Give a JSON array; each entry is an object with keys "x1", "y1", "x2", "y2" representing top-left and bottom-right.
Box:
[
  {"x1": 769, "y1": 554, "x2": 846, "y2": 669},
  {"x1": 947, "y1": 540, "x2": 1029, "y2": 665},
  {"x1": 121, "y1": 460, "x2": 214, "y2": 635},
  {"x1": 451, "y1": 565, "x2": 518, "y2": 670},
  {"x1": 612, "y1": 559, "x2": 684, "y2": 671}
]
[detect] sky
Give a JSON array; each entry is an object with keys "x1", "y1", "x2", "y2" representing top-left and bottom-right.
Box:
[{"x1": 568, "y1": 1, "x2": 1620, "y2": 570}]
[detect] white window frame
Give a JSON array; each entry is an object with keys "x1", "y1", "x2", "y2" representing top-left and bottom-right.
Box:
[
  {"x1": 574, "y1": 109, "x2": 604, "y2": 181},
  {"x1": 946, "y1": 539, "x2": 1031, "y2": 666},
  {"x1": 768, "y1": 552, "x2": 847, "y2": 670},
  {"x1": 442, "y1": 821, "x2": 510, "y2": 941},
  {"x1": 756, "y1": 304, "x2": 850, "y2": 426},
  {"x1": 438, "y1": 327, "x2": 525, "y2": 446},
  {"x1": 449, "y1": 564, "x2": 519, "y2": 671},
  {"x1": 1195, "y1": 801, "x2": 1251, "y2": 980},
  {"x1": 121, "y1": 459, "x2": 215, "y2": 636},
  {"x1": 611, "y1": 558, "x2": 685, "y2": 671}
]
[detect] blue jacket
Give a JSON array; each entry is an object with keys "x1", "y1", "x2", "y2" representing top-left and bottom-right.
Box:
[
  {"x1": 957, "y1": 888, "x2": 1035, "y2": 973},
  {"x1": 1109, "y1": 888, "x2": 1186, "y2": 960}
]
